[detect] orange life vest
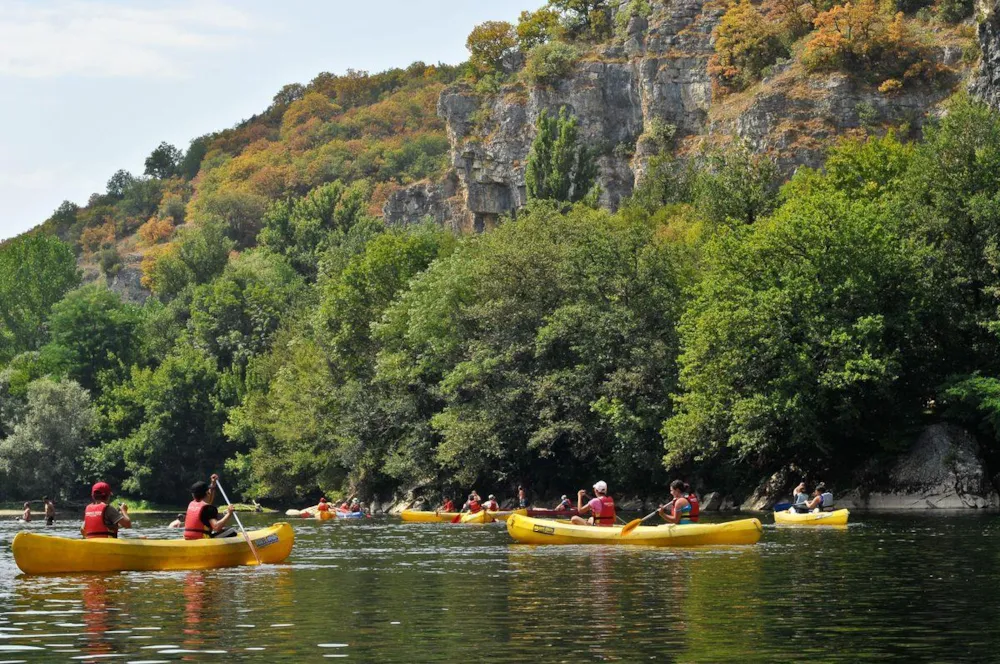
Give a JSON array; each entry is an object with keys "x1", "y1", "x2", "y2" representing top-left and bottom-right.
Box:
[
  {"x1": 468, "y1": 500, "x2": 481, "y2": 513},
  {"x1": 317, "y1": 503, "x2": 329, "y2": 512},
  {"x1": 593, "y1": 495, "x2": 616, "y2": 526},
  {"x1": 687, "y1": 493, "x2": 700, "y2": 522},
  {"x1": 184, "y1": 500, "x2": 211, "y2": 540},
  {"x1": 484, "y1": 500, "x2": 499, "y2": 511},
  {"x1": 84, "y1": 502, "x2": 115, "y2": 539}
]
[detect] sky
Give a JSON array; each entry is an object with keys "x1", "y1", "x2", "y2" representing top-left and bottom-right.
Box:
[{"x1": 0, "y1": 0, "x2": 541, "y2": 241}]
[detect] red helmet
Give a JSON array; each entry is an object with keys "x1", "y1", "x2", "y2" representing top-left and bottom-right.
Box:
[
  {"x1": 319, "y1": 497, "x2": 327, "y2": 503},
  {"x1": 92, "y1": 482, "x2": 112, "y2": 498}
]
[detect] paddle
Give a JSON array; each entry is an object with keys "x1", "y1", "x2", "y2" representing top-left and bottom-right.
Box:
[
  {"x1": 215, "y1": 479, "x2": 262, "y2": 565},
  {"x1": 620, "y1": 500, "x2": 674, "y2": 537},
  {"x1": 773, "y1": 502, "x2": 792, "y2": 512}
]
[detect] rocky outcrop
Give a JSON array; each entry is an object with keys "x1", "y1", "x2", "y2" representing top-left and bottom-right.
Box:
[
  {"x1": 108, "y1": 264, "x2": 151, "y2": 305},
  {"x1": 419, "y1": 0, "x2": 976, "y2": 227},
  {"x1": 972, "y1": 0, "x2": 1000, "y2": 108},
  {"x1": 858, "y1": 424, "x2": 999, "y2": 509},
  {"x1": 382, "y1": 173, "x2": 468, "y2": 231}
]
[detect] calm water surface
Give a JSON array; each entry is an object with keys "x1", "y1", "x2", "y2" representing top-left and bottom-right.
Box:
[{"x1": 0, "y1": 511, "x2": 996, "y2": 662}]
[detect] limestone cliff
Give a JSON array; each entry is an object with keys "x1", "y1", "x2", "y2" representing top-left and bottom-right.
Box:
[{"x1": 386, "y1": 0, "x2": 979, "y2": 228}]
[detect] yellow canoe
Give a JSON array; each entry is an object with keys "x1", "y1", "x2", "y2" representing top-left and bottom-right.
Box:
[
  {"x1": 315, "y1": 510, "x2": 335, "y2": 521},
  {"x1": 460, "y1": 510, "x2": 494, "y2": 524},
  {"x1": 506, "y1": 513, "x2": 763, "y2": 547},
  {"x1": 400, "y1": 510, "x2": 460, "y2": 523},
  {"x1": 774, "y1": 508, "x2": 850, "y2": 526},
  {"x1": 12, "y1": 522, "x2": 294, "y2": 575}
]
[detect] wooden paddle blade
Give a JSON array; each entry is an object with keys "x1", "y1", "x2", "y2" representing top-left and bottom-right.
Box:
[{"x1": 619, "y1": 518, "x2": 643, "y2": 536}]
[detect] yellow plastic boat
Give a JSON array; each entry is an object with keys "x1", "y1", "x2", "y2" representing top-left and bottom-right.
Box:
[
  {"x1": 506, "y1": 513, "x2": 763, "y2": 547},
  {"x1": 400, "y1": 510, "x2": 460, "y2": 523},
  {"x1": 774, "y1": 508, "x2": 850, "y2": 526},
  {"x1": 12, "y1": 522, "x2": 294, "y2": 575},
  {"x1": 315, "y1": 510, "x2": 335, "y2": 521},
  {"x1": 490, "y1": 509, "x2": 527, "y2": 522},
  {"x1": 460, "y1": 510, "x2": 494, "y2": 524}
]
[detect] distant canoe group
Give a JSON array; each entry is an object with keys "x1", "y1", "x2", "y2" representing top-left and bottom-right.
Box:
[{"x1": 10, "y1": 481, "x2": 849, "y2": 576}]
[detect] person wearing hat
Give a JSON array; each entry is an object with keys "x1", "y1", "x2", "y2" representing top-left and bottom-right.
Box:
[
  {"x1": 554, "y1": 495, "x2": 573, "y2": 511},
  {"x1": 483, "y1": 494, "x2": 500, "y2": 512},
  {"x1": 81, "y1": 482, "x2": 131, "y2": 538},
  {"x1": 571, "y1": 481, "x2": 616, "y2": 527},
  {"x1": 183, "y1": 473, "x2": 236, "y2": 540},
  {"x1": 167, "y1": 513, "x2": 184, "y2": 528}
]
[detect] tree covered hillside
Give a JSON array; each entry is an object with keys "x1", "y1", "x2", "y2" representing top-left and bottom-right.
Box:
[{"x1": 3, "y1": 0, "x2": 1000, "y2": 505}]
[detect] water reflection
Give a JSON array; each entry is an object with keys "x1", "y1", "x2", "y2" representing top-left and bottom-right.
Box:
[{"x1": 2, "y1": 513, "x2": 1000, "y2": 661}]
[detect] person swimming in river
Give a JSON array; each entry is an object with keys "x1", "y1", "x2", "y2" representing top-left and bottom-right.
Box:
[
  {"x1": 20, "y1": 502, "x2": 31, "y2": 522},
  {"x1": 658, "y1": 480, "x2": 695, "y2": 525},
  {"x1": 168, "y1": 513, "x2": 184, "y2": 528}
]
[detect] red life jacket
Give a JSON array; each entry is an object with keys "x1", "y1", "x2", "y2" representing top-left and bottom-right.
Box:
[
  {"x1": 84, "y1": 502, "x2": 116, "y2": 539},
  {"x1": 442, "y1": 500, "x2": 455, "y2": 512},
  {"x1": 593, "y1": 495, "x2": 616, "y2": 526},
  {"x1": 484, "y1": 500, "x2": 499, "y2": 511},
  {"x1": 183, "y1": 500, "x2": 211, "y2": 540},
  {"x1": 687, "y1": 493, "x2": 700, "y2": 522},
  {"x1": 317, "y1": 503, "x2": 329, "y2": 512},
  {"x1": 468, "y1": 500, "x2": 481, "y2": 513}
]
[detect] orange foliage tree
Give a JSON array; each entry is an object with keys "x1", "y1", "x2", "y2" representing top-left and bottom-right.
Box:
[
  {"x1": 79, "y1": 219, "x2": 116, "y2": 256},
  {"x1": 802, "y1": 0, "x2": 940, "y2": 87},
  {"x1": 138, "y1": 217, "x2": 174, "y2": 247},
  {"x1": 708, "y1": 0, "x2": 789, "y2": 94}
]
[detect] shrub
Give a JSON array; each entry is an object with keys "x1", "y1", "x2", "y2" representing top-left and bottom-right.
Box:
[
  {"x1": 615, "y1": 0, "x2": 653, "y2": 39},
  {"x1": 708, "y1": 0, "x2": 789, "y2": 94},
  {"x1": 523, "y1": 42, "x2": 579, "y2": 87},
  {"x1": 137, "y1": 217, "x2": 175, "y2": 247},
  {"x1": 935, "y1": 0, "x2": 973, "y2": 22}
]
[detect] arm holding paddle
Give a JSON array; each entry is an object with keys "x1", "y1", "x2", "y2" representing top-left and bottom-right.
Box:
[
  {"x1": 658, "y1": 497, "x2": 687, "y2": 524},
  {"x1": 570, "y1": 490, "x2": 593, "y2": 525}
]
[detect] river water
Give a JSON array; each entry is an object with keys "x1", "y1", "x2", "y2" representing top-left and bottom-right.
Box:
[{"x1": 0, "y1": 511, "x2": 995, "y2": 662}]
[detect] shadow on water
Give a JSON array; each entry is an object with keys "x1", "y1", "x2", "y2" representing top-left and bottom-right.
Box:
[{"x1": 0, "y1": 512, "x2": 999, "y2": 661}]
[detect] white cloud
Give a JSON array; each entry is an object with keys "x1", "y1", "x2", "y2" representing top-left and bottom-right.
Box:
[{"x1": 0, "y1": 1, "x2": 260, "y2": 78}]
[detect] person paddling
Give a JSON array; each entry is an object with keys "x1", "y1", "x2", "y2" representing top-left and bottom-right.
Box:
[
  {"x1": 183, "y1": 474, "x2": 237, "y2": 539},
  {"x1": 461, "y1": 492, "x2": 482, "y2": 513},
  {"x1": 801, "y1": 483, "x2": 829, "y2": 512},
  {"x1": 316, "y1": 498, "x2": 331, "y2": 514},
  {"x1": 483, "y1": 494, "x2": 500, "y2": 512},
  {"x1": 658, "y1": 480, "x2": 694, "y2": 525},
  {"x1": 571, "y1": 481, "x2": 615, "y2": 527},
  {"x1": 792, "y1": 482, "x2": 808, "y2": 509},
  {"x1": 168, "y1": 513, "x2": 184, "y2": 528},
  {"x1": 81, "y1": 482, "x2": 131, "y2": 538},
  {"x1": 439, "y1": 496, "x2": 456, "y2": 512},
  {"x1": 555, "y1": 495, "x2": 573, "y2": 511}
]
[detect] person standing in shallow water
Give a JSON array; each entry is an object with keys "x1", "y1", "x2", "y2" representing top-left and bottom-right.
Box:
[
  {"x1": 518, "y1": 485, "x2": 527, "y2": 508},
  {"x1": 43, "y1": 496, "x2": 55, "y2": 525},
  {"x1": 21, "y1": 502, "x2": 31, "y2": 522}
]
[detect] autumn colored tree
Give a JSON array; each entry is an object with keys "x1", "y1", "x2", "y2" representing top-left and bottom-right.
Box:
[
  {"x1": 708, "y1": 0, "x2": 788, "y2": 94},
  {"x1": 466, "y1": 21, "x2": 518, "y2": 78}
]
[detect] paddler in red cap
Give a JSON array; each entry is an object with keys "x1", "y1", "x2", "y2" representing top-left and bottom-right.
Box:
[{"x1": 81, "y1": 481, "x2": 132, "y2": 539}]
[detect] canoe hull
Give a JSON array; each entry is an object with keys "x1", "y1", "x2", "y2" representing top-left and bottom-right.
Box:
[
  {"x1": 506, "y1": 514, "x2": 763, "y2": 547},
  {"x1": 774, "y1": 508, "x2": 850, "y2": 526},
  {"x1": 460, "y1": 510, "x2": 494, "y2": 524},
  {"x1": 526, "y1": 508, "x2": 579, "y2": 519},
  {"x1": 400, "y1": 510, "x2": 459, "y2": 523},
  {"x1": 12, "y1": 523, "x2": 294, "y2": 575}
]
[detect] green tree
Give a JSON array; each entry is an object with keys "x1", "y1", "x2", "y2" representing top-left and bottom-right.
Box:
[
  {"x1": 180, "y1": 136, "x2": 209, "y2": 180},
  {"x1": 145, "y1": 219, "x2": 235, "y2": 299},
  {"x1": 517, "y1": 8, "x2": 561, "y2": 49},
  {"x1": 189, "y1": 249, "x2": 304, "y2": 370},
  {"x1": 665, "y1": 188, "x2": 933, "y2": 474},
  {"x1": 93, "y1": 346, "x2": 229, "y2": 501},
  {"x1": 549, "y1": 0, "x2": 612, "y2": 39},
  {"x1": 144, "y1": 142, "x2": 182, "y2": 179},
  {"x1": 0, "y1": 234, "x2": 80, "y2": 362},
  {"x1": 692, "y1": 142, "x2": 780, "y2": 226},
  {"x1": 106, "y1": 169, "x2": 136, "y2": 199},
  {"x1": 41, "y1": 285, "x2": 143, "y2": 392},
  {"x1": 0, "y1": 378, "x2": 94, "y2": 500},
  {"x1": 526, "y1": 108, "x2": 598, "y2": 203},
  {"x1": 466, "y1": 21, "x2": 518, "y2": 78}
]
